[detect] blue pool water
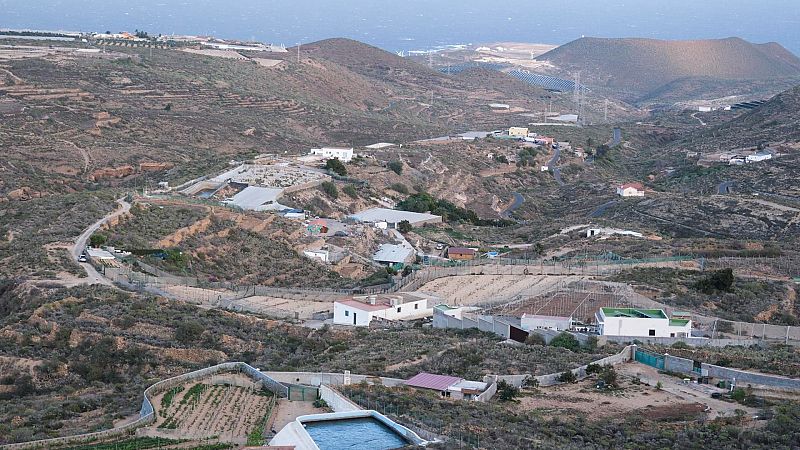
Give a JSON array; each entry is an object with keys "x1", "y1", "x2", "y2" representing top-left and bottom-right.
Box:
[{"x1": 303, "y1": 417, "x2": 408, "y2": 450}]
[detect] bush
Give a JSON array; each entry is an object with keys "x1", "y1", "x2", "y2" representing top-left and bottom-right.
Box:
[
  {"x1": 175, "y1": 321, "x2": 204, "y2": 344},
  {"x1": 598, "y1": 366, "x2": 618, "y2": 388},
  {"x1": 397, "y1": 220, "x2": 412, "y2": 233},
  {"x1": 320, "y1": 181, "x2": 338, "y2": 199},
  {"x1": 522, "y1": 376, "x2": 540, "y2": 389},
  {"x1": 342, "y1": 184, "x2": 358, "y2": 198},
  {"x1": 389, "y1": 183, "x2": 409, "y2": 194},
  {"x1": 558, "y1": 371, "x2": 577, "y2": 383},
  {"x1": 694, "y1": 268, "x2": 735, "y2": 294},
  {"x1": 585, "y1": 363, "x2": 602, "y2": 375},
  {"x1": 549, "y1": 332, "x2": 580, "y2": 352},
  {"x1": 325, "y1": 159, "x2": 347, "y2": 176},
  {"x1": 525, "y1": 333, "x2": 546, "y2": 346},
  {"x1": 313, "y1": 398, "x2": 329, "y2": 408},
  {"x1": 497, "y1": 380, "x2": 519, "y2": 401},
  {"x1": 387, "y1": 160, "x2": 403, "y2": 175}
]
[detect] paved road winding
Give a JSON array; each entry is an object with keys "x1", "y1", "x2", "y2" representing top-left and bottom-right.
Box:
[
  {"x1": 548, "y1": 147, "x2": 565, "y2": 186},
  {"x1": 500, "y1": 192, "x2": 525, "y2": 219},
  {"x1": 589, "y1": 200, "x2": 618, "y2": 218},
  {"x1": 71, "y1": 198, "x2": 131, "y2": 286}
]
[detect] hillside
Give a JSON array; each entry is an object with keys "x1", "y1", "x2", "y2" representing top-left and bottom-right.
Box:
[{"x1": 537, "y1": 37, "x2": 800, "y2": 104}]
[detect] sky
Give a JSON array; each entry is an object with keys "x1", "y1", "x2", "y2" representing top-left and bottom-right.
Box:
[{"x1": 2, "y1": 0, "x2": 799, "y2": 54}]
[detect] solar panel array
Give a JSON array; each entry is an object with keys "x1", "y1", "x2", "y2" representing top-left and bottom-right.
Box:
[
  {"x1": 730, "y1": 100, "x2": 766, "y2": 110},
  {"x1": 437, "y1": 61, "x2": 510, "y2": 74},
  {"x1": 508, "y1": 70, "x2": 587, "y2": 93}
]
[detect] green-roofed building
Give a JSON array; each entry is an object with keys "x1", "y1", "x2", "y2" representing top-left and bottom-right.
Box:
[{"x1": 596, "y1": 307, "x2": 692, "y2": 338}]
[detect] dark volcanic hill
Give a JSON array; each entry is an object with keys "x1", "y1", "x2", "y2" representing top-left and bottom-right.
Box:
[{"x1": 537, "y1": 37, "x2": 800, "y2": 104}]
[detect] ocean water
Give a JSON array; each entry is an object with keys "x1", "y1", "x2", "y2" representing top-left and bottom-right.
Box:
[{"x1": 1, "y1": 0, "x2": 799, "y2": 54}]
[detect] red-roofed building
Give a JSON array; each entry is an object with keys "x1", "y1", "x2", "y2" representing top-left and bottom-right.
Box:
[
  {"x1": 447, "y1": 247, "x2": 477, "y2": 261},
  {"x1": 333, "y1": 293, "x2": 439, "y2": 327},
  {"x1": 405, "y1": 372, "x2": 490, "y2": 400},
  {"x1": 616, "y1": 182, "x2": 645, "y2": 197}
]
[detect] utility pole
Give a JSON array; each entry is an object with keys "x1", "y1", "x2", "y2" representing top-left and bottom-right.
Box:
[
  {"x1": 297, "y1": 43, "x2": 300, "y2": 63},
  {"x1": 604, "y1": 98, "x2": 608, "y2": 123}
]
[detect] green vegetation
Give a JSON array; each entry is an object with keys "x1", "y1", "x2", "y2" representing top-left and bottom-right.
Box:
[
  {"x1": 557, "y1": 370, "x2": 577, "y2": 383},
  {"x1": 548, "y1": 332, "x2": 580, "y2": 352},
  {"x1": 89, "y1": 233, "x2": 108, "y2": 247},
  {"x1": 694, "y1": 268, "x2": 735, "y2": 294},
  {"x1": 649, "y1": 344, "x2": 800, "y2": 378},
  {"x1": 320, "y1": 181, "x2": 338, "y2": 199},
  {"x1": 496, "y1": 380, "x2": 519, "y2": 401},
  {"x1": 389, "y1": 183, "x2": 409, "y2": 194},
  {"x1": 324, "y1": 159, "x2": 347, "y2": 176},
  {"x1": 160, "y1": 386, "x2": 184, "y2": 412},
  {"x1": 180, "y1": 383, "x2": 204, "y2": 406},
  {"x1": 387, "y1": 160, "x2": 403, "y2": 175},
  {"x1": 516, "y1": 147, "x2": 538, "y2": 167},
  {"x1": 62, "y1": 437, "x2": 190, "y2": 450},
  {"x1": 106, "y1": 204, "x2": 207, "y2": 251},
  {"x1": 397, "y1": 220, "x2": 412, "y2": 233},
  {"x1": 342, "y1": 184, "x2": 359, "y2": 198},
  {"x1": 397, "y1": 192, "x2": 513, "y2": 227},
  {"x1": 175, "y1": 321, "x2": 204, "y2": 344}
]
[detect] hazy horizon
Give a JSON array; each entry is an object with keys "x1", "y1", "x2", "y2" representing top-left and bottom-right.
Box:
[{"x1": 2, "y1": 0, "x2": 800, "y2": 54}]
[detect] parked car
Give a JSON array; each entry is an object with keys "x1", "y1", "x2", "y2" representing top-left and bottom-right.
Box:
[{"x1": 78, "y1": 254, "x2": 87, "y2": 262}]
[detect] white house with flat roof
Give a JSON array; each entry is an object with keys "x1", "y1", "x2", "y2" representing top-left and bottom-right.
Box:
[
  {"x1": 333, "y1": 293, "x2": 438, "y2": 327},
  {"x1": 596, "y1": 307, "x2": 691, "y2": 338},
  {"x1": 350, "y1": 208, "x2": 442, "y2": 228},
  {"x1": 309, "y1": 147, "x2": 354, "y2": 162}
]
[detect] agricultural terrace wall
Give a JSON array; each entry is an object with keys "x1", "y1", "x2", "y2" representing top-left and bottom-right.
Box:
[
  {"x1": 0, "y1": 362, "x2": 285, "y2": 450},
  {"x1": 659, "y1": 353, "x2": 800, "y2": 392},
  {"x1": 282, "y1": 178, "x2": 326, "y2": 195},
  {"x1": 493, "y1": 345, "x2": 635, "y2": 388},
  {"x1": 319, "y1": 385, "x2": 363, "y2": 412}
]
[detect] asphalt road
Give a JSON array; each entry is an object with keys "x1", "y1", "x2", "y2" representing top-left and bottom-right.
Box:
[
  {"x1": 717, "y1": 181, "x2": 734, "y2": 194},
  {"x1": 611, "y1": 127, "x2": 622, "y2": 147},
  {"x1": 71, "y1": 198, "x2": 131, "y2": 286},
  {"x1": 548, "y1": 147, "x2": 565, "y2": 186},
  {"x1": 501, "y1": 192, "x2": 525, "y2": 219},
  {"x1": 589, "y1": 200, "x2": 618, "y2": 218}
]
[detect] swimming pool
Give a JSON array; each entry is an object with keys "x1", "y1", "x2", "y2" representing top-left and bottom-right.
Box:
[{"x1": 304, "y1": 417, "x2": 408, "y2": 450}]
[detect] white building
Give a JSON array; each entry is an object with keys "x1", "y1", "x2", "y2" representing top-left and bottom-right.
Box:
[
  {"x1": 309, "y1": 147, "x2": 354, "y2": 162},
  {"x1": 616, "y1": 182, "x2": 645, "y2": 197},
  {"x1": 521, "y1": 314, "x2": 571, "y2": 332},
  {"x1": 333, "y1": 293, "x2": 438, "y2": 327},
  {"x1": 350, "y1": 208, "x2": 442, "y2": 228},
  {"x1": 302, "y1": 249, "x2": 329, "y2": 263},
  {"x1": 595, "y1": 307, "x2": 691, "y2": 338},
  {"x1": 729, "y1": 156, "x2": 746, "y2": 165},
  {"x1": 746, "y1": 150, "x2": 773, "y2": 163}
]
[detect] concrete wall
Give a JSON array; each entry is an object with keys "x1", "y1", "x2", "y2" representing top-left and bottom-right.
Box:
[
  {"x1": 600, "y1": 335, "x2": 758, "y2": 347},
  {"x1": 319, "y1": 385, "x2": 362, "y2": 412},
  {"x1": 264, "y1": 371, "x2": 406, "y2": 388},
  {"x1": 495, "y1": 345, "x2": 635, "y2": 388},
  {"x1": 702, "y1": 364, "x2": 800, "y2": 391},
  {"x1": 664, "y1": 354, "x2": 696, "y2": 374}
]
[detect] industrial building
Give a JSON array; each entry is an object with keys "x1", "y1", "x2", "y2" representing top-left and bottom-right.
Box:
[
  {"x1": 595, "y1": 307, "x2": 692, "y2": 338},
  {"x1": 333, "y1": 293, "x2": 438, "y2": 327},
  {"x1": 350, "y1": 208, "x2": 442, "y2": 228}
]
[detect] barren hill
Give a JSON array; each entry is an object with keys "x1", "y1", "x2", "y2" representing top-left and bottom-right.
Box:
[{"x1": 537, "y1": 37, "x2": 800, "y2": 103}]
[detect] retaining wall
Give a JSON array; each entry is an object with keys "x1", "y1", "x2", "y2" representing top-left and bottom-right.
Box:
[
  {"x1": 319, "y1": 385, "x2": 362, "y2": 412},
  {"x1": 600, "y1": 335, "x2": 759, "y2": 347},
  {"x1": 701, "y1": 364, "x2": 800, "y2": 391},
  {"x1": 264, "y1": 371, "x2": 406, "y2": 388},
  {"x1": 664, "y1": 354, "x2": 696, "y2": 374}
]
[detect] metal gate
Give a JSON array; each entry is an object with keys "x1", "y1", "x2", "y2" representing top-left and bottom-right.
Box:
[
  {"x1": 287, "y1": 385, "x2": 319, "y2": 401},
  {"x1": 634, "y1": 348, "x2": 665, "y2": 370}
]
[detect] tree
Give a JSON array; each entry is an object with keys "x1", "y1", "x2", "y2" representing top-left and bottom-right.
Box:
[
  {"x1": 497, "y1": 380, "x2": 520, "y2": 401},
  {"x1": 694, "y1": 268, "x2": 735, "y2": 294},
  {"x1": 320, "y1": 181, "x2": 338, "y2": 199},
  {"x1": 397, "y1": 220, "x2": 412, "y2": 233},
  {"x1": 585, "y1": 363, "x2": 603, "y2": 375},
  {"x1": 175, "y1": 321, "x2": 204, "y2": 344},
  {"x1": 558, "y1": 371, "x2": 577, "y2": 383},
  {"x1": 495, "y1": 155, "x2": 509, "y2": 164},
  {"x1": 325, "y1": 158, "x2": 347, "y2": 176},
  {"x1": 387, "y1": 160, "x2": 403, "y2": 175},
  {"x1": 389, "y1": 183, "x2": 408, "y2": 194},
  {"x1": 549, "y1": 332, "x2": 580, "y2": 352},
  {"x1": 89, "y1": 233, "x2": 107, "y2": 247},
  {"x1": 598, "y1": 366, "x2": 618, "y2": 388}
]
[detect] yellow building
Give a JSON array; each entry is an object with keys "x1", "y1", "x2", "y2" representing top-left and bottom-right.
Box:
[{"x1": 508, "y1": 127, "x2": 529, "y2": 137}]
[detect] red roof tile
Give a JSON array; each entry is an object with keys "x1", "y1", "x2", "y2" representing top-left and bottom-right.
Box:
[{"x1": 405, "y1": 372, "x2": 463, "y2": 391}]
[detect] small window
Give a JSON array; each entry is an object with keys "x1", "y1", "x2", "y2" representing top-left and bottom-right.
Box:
[
  {"x1": 397, "y1": 307, "x2": 401, "y2": 313},
  {"x1": 649, "y1": 329, "x2": 656, "y2": 336},
  {"x1": 345, "y1": 310, "x2": 349, "y2": 317},
  {"x1": 670, "y1": 333, "x2": 675, "y2": 338},
  {"x1": 414, "y1": 303, "x2": 419, "y2": 310}
]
